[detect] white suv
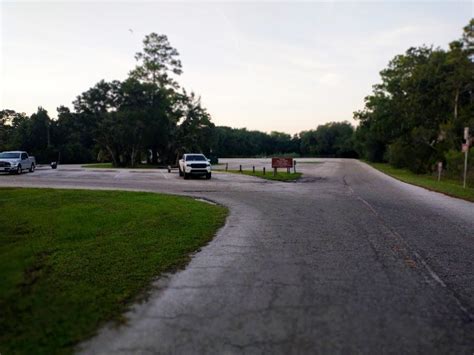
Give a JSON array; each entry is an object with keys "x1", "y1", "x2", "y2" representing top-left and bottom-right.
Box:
[{"x1": 179, "y1": 154, "x2": 211, "y2": 179}]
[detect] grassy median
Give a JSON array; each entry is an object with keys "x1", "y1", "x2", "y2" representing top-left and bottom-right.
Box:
[
  {"x1": 220, "y1": 169, "x2": 302, "y2": 182},
  {"x1": 367, "y1": 162, "x2": 474, "y2": 202},
  {"x1": 0, "y1": 188, "x2": 227, "y2": 354}
]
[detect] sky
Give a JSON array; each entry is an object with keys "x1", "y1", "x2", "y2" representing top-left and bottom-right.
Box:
[{"x1": 0, "y1": 1, "x2": 472, "y2": 134}]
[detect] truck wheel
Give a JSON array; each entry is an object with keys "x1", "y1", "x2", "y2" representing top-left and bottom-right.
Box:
[
  {"x1": 17, "y1": 165, "x2": 22, "y2": 174},
  {"x1": 29, "y1": 163, "x2": 35, "y2": 172},
  {"x1": 206, "y1": 173, "x2": 211, "y2": 180}
]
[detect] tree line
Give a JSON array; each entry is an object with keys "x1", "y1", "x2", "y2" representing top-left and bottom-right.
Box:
[
  {"x1": 354, "y1": 19, "x2": 473, "y2": 177},
  {"x1": 0, "y1": 33, "x2": 356, "y2": 165},
  {"x1": 0, "y1": 105, "x2": 356, "y2": 164}
]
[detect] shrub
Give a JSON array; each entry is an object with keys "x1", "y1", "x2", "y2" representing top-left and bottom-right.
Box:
[
  {"x1": 445, "y1": 147, "x2": 474, "y2": 180},
  {"x1": 388, "y1": 137, "x2": 436, "y2": 174}
]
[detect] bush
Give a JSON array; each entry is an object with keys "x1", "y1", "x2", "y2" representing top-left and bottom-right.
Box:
[
  {"x1": 445, "y1": 147, "x2": 474, "y2": 180},
  {"x1": 388, "y1": 137, "x2": 435, "y2": 174},
  {"x1": 388, "y1": 140, "x2": 412, "y2": 169}
]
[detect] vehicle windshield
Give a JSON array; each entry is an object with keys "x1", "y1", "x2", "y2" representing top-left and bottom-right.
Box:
[
  {"x1": 0, "y1": 153, "x2": 20, "y2": 159},
  {"x1": 186, "y1": 155, "x2": 206, "y2": 161}
]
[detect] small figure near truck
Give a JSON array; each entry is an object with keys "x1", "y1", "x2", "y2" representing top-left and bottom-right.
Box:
[
  {"x1": 179, "y1": 154, "x2": 212, "y2": 179},
  {"x1": 0, "y1": 151, "x2": 36, "y2": 174}
]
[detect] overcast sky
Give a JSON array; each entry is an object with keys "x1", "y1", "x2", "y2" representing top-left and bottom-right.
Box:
[{"x1": 1, "y1": 1, "x2": 472, "y2": 134}]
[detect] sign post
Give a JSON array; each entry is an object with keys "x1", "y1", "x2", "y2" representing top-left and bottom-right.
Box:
[
  {"x1": 462, "y1": 127, "x2": 470, "y2": 189},
  {"x1": 271, "y1": 157, "x2": 294, "y2": 176},
  {"x1": 437, "y1": 161, "x2": 442, "y2": 182}
]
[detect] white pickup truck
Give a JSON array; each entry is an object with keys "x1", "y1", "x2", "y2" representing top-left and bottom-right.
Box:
[
  {"x1": 0, "y1": 151, "x2": 36, "y2": 174},
  {"x1": 179, "y1": 154, "x2": 212, "y2": 179}
]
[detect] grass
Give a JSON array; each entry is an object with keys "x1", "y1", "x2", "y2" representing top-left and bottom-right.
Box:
[
  {"x1": 366, "y1": 162, "x2": 474, "y2": 202},
  {"x1": 0, "y1": 188, "x2": 227, "y2": 354},
  {"x1": 82, "y1": 163, "x2": 162, "y2": 169},
  {"x1": 294, "y1": 161, "x2": 322, "y2": 164},
  {"x1": 218, "y1": 169, "x2": 302, "y2": 182}
]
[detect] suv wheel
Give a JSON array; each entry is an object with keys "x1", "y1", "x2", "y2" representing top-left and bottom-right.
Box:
[{"x1": 17, "y1": 165, "x2": 22, "y2": 174}]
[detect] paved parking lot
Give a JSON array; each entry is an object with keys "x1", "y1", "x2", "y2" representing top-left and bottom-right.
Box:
[
  {"x1": 0, "y1": 159, "x2": 314, "y2": 194},
  {"x1": 1, "y1": 158, "x2": 473, "y2": 354}
]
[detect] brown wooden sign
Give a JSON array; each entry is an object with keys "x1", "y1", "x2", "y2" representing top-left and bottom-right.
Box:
[{"x1": 272, "y1": 157, "x2": 293, "y2": 168}]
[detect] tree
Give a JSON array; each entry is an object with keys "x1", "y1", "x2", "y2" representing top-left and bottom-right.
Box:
[
  {"x1": 462, "y1": 18, "x2": 474, "y2": 58},
  {"x1": 174, "y1": 91, "x2": 214, "y2": 162},
  {"x1": 128, "y1": 33, "x2": 185, "y2": 163},
  {"x1": 0, "y1": 110, "x2": 17, "y2": 151},
  {"x1": 73, "y1": 80, "x2": 118, "y2": 115},
  {"x1": 299, "y1": 122, "x2": 357, "y2": 158},
  {"x1": 28, "y1": 107, "x2": 54, "y2": 163},
  {"x1": 50, "y1": 106, "x2": 96, "y2": 163},
  {"x1": 130, "y1": 33, "x2": 182, "y2": 89},
  {"x1": 353, "y1": 19, "x2": 474, "y2": 173}
]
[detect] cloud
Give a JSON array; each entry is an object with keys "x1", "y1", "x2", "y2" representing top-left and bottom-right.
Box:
[
  {"x1": 318, "y1": 72, "x2": 343, "y2": 86},
  {"x1": 368, "y1": 25, "x2": 431, "y2": 47}
]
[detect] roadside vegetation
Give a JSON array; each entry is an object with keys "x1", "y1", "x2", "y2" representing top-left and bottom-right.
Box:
[
  {"x1": 367, "y1": 162, "x2": 474, "y2": 202},
  {"x1": 218, "y1": 169, "x2": 302, "y2": 182},
  {"x1": 354, "y1": 20, "x2": 473, "y2": 176},
  {"x1": 0, "y1": 188, "x2": 227, "y2": 354}
]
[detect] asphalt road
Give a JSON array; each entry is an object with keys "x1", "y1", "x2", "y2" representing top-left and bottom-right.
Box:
[{"x1": 1, "y1": 159, "x2": 473, "y2": 354}]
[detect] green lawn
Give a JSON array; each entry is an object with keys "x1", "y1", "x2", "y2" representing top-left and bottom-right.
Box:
[
  {"x1": 367, "y1": 162, "x2": 474, "y2": 202},
  {"x1": 0, "y1": 188, "x2": 227, "y2": 354},
  {"x1": 82, "y1": 163, "x2": 162, "y2": 169},
  {"x1": 218, "y1": 169, "x2": 302, "y2": 182},
  {"x1": 294, "y1": 161, "x2": 321, "y2": 164}
]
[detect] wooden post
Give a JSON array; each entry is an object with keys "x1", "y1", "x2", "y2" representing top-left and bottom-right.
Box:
[
  {"x1": 239, "y1": 165, "x2": 242, "y2": 172},
  {"x1": 274, "y1": 167, "x2": 277, "y2": 176},
  {"x1": 287, "y1": 167, "x2": 290, "y2": 174},
  {"x1": 293, "y1": 160, "x2": 296, "y2": 173},
  {"x1": 225, "y1": 163, "x2": 228, "y2": 171},
  {"x1": 253, "y1": 166, "x2": 255, "y2": 173},
  {"x1": 263, "y1": 167, "x2": 266, "y2": 175}
]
